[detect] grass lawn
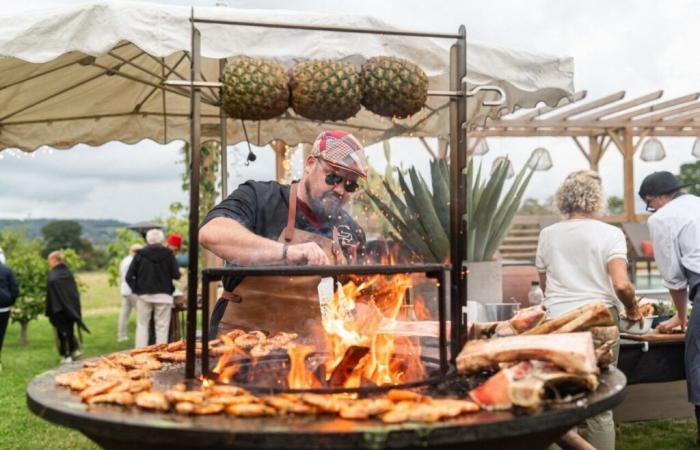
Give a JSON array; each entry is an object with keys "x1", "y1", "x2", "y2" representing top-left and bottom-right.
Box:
[
  {"x1": 0, "y1": 271, "x2": 697, "y2": 449},
  {"x1": 1, "y1": 271, "x2": 126, "y2": 450},
  {"x1": 77, "y1": 271, "x2": 121, "y2": 313},
  {"x1": 617, "y1": 419, "x2": 696, "y2": 449}
]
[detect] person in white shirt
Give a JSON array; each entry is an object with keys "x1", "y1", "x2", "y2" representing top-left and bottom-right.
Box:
[
  {"x1": 639, "y1": 170, "x2": 700, "y2": 443},
  {"x1": 536, "y1": 170, "x2": 642, "y2": 450},
  {"x1": 117, "y1": 244, "x2": 142, "y2": 342}
]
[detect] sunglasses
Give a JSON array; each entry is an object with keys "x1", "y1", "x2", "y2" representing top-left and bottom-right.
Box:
[
  {"x1": 316, "y1": 158, "x2": 359, "y2": 193},
  {"x1": 325, "y1": 172, "x2": 360, "y2": 193}
]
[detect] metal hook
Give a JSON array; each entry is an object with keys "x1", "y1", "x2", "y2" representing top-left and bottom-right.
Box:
[{"x1": 462, "y1": 80, "x2": 507, "y2": 107}]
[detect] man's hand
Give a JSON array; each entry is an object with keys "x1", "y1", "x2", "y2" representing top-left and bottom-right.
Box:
[
  {"x1": 657, "y1": 313, "x2": 687, "y2": 334},
  {"x1": 285, "y1": 242, "x2": 331, "y2": 266},
  {"x1": 624, "y1": 304, "x2": 645, "y2": 329}
]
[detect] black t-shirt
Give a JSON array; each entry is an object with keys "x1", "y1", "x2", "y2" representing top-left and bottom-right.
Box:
[{"x1": 201, "y1": 180, "x2": 366, "y2": 291}]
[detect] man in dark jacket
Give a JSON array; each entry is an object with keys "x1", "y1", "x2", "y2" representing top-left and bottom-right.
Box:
[
  {"x1": 46, "y1": 251, "x2": 89, "y2": 363},
  {"x1": 0, "y1": 255, "x2": 19, "y2": 371},
  {"x1": 126, "y1": 229, "x2": 180, "y2": 348}
]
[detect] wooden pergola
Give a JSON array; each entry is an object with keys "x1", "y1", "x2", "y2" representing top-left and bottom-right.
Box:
[{"x1": 468, "y1": 90, "x2": 700, "y2": 221}]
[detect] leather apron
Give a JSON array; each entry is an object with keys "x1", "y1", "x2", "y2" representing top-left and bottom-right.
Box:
[{"x1": 218, "y1": 183, "x2": 345, "y2": 336}]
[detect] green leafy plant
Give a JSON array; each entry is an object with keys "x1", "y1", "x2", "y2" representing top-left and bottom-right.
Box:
[
  {"x1": 105, "y1": 228, "x2": 147, "y2": 287},
  {"x1": 0, "y1": 230, "x2": 83, "y2": 345},
  {"x1": 466, "y1": 158, "x2": 535, "y2": 261},
  {"x1": 367, "y1": 154, "x2": 535, "y2": 263}
]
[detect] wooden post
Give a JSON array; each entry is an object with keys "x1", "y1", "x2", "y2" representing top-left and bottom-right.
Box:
[
  {"x1": 623, "y1": 127, "x2": 636, "y2": 222},
  {"x1": 588, "y1": 136, "x2": 601, "y2": 171},
  {"x1": 271, "y1": 139, "x2": 286, "y2": 183}
]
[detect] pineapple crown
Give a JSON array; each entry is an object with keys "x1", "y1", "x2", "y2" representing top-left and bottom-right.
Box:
[{"x1": 311, "y1": 130, "x2": 368, "y2": 178}]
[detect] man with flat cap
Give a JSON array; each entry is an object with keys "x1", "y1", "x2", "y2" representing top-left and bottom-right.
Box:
[
  {"x1": 639, "y1": 170, "x2": 700, "y2": 442},
  {"x1": 199, "y1": 130, "x2": 368, "y2": 337}
]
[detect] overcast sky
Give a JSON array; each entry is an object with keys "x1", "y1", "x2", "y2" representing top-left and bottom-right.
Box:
[{"x1": 1, "y1": 0, "x2": 699, "y2": 222}]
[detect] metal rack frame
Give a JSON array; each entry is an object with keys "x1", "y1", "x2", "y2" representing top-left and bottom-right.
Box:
[
  {"x1": 181, "y1": 10, "x2": 505, "y2": 378},
  {"x1": 199, "y1": 263, "x2": 450, "y2": 388}
]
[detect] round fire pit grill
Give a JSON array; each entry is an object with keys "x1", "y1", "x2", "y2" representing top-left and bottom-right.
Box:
[{"x1": 27, "y1": 361, "x2": 627, "y2": 450}]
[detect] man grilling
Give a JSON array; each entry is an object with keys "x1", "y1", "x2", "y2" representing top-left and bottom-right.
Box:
[
  {"x1": 639, "y1": 171, "x2": 700, "y2": 443},
  {"x1": 200, "y1": 130, "x2": 368, "y2": 337}
]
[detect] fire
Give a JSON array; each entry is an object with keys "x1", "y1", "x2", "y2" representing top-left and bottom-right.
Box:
[
  {"x1": 287, "y1": 344, "x2": 320, "y2": 389},
  {"x1": 319, "y1": 273, "x2": 424, "y2": 388},
  {"x1": 211, "y1": 335, "x2": 247, "y2": 384},
  {"x1": 212, "y1": 273, "x2": 430, "y2": 391}
]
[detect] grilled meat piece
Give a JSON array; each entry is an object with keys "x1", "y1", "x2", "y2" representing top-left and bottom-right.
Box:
[
  {"x1": 135, "y1": 392, "x2": 170, "y2": 411},
  {"x1": 154, "y1": 352, "x2": 186, "y2": 363},
  {"x1": 456, "y1": 332, "x2": 598, "y2": 375},
  {"x1": 386, "y1": 389, "x2": 427, "y2": 403},
  {"x1": 129, "y1": 343, "x2": 168, "y2": 355},
  {"x1": 128, "y1": 379, "x2": 152, "y2": 394},
  {"x1": 267, "y1": 332, "x2": 298, "y2": 347},
  {"x1": 132, "y1": 354, "x2": 162, "y2": 371},
  {"x1": 339, "y1": 398, "x2": 394, "y2": 419},
  {"x1": 250, "y1": 343, "x2": 275, "y2": 358},
  {"x1": 208, "y1": 394, "x2": 259, "y2": 406},
  {"x1": 55, "y1": 371, "x2": 82, "y2": 387},
  {"x1": 524, "y1": 301, "x2": 614, "y2": 335},
  {"x1": 469, "y1": 362, "x2": 534, "y2": 410},
  {"x1": 87, "y1": 392, "x2": 134, "y2": 406},
  {"x1": 166, "y1": 390, "x2": 205, "y2": 404},
  {"x1": 263, "y1": 395, "x2": 318, "y2": 414},
  {"x1": 225, "y1": 403, "x2": 276, "y2": 417},
  {"x1": 469, "y1": 361, "x2": 599, "y2": 410},
  {"x1": 234, "y1": 331, "x2": 266, "y2": 349},
  {"x1": 300, "y1": 393, "x2": 348, "y2": 413},
  {"x1": 80, "y1": 380, "x2": 121, "y2": 400}
]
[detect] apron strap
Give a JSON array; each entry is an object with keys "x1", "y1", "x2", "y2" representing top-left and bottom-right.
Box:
[
  {"x1": 282, "y1": 183, "x2": 298, "y2": 243},
  {"x1": 331, "y1": 226, "x2": 342, "y2": 262}
]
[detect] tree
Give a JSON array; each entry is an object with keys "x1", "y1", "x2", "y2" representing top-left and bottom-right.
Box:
[
  {"x1": 607, "y1": 195, "x2": 624, "y2": 215},
  {"x1": 677, "y1": 161, "x2": 700, "y2": 196},
  {"x1": 41, "y1": 220, "x2": 107, "y2": 270},
  {"x1": 41, "y1": 220, "x2": 90, "y2": 256},
  {"x1": 105, "y1": 228, "x2": 146, "y2": 288},
  {"x1": 0, "y1": 230, "x2": 83, "y2": 345}
]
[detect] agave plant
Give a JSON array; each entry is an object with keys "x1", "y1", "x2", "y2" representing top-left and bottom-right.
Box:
[{"x1": 367, "y1": 151, "x2": 535, "y2": 262}]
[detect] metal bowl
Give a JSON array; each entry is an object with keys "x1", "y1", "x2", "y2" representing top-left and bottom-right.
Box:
[{"x1": 619, "y1": 316, "x2": 656, "y2": 335}]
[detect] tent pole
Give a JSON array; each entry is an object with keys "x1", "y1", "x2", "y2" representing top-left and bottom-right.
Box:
[
  {"x1": 219, "y1": 59, "x2": 228, "y2": 200},
  {"x1": 185, "y1": 21, "x2": 202, "y2": 380},
  {"x1": 449, "y1": 25, "x2": 468, "y2": 362}
]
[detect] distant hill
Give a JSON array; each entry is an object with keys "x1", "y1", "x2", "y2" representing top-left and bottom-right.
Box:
[{"x1": 0, "y1": 218, "x2": 130, "y2": 246}]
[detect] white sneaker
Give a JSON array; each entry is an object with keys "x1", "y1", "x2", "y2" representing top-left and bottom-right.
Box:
[
  {"x1": 71, "y1": 350, "x2": 82, "y2": 359},
  {"x1": 60, "y1": 356, "x2": 73, "y2": 364}
]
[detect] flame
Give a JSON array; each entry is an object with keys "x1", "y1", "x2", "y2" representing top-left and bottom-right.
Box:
[
  {"x1": 321, "y1": 273, "x2": 423, "y2": 388},
  {"x1": 211, "y1": 262, "x2": 430, "y2": 390},
  {"x1": 212, "y1": 335, "x2": 247, "y2": 384},
  {"x1": 287, "y1": 344, "x2": 320, "y2": 389}
]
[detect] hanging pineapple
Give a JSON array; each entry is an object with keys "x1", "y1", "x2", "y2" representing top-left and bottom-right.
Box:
[
  {"x1": 289, "y1": 59, "x2": 363, "y2": 121},
  {"x1": 221, "y1": 56, "x2": 289, "y2": 121},
  {"x1": 361, "y1": 56, "x2": 428, "y2": 119}
]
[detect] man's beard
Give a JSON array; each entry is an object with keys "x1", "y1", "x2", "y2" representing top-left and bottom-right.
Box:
[{"x1": 304, "y1": 179, "x2": 345, "y2": 223}]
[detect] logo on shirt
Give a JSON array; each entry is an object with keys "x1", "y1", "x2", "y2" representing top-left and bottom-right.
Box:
[{"x1": 337, "y1": 225, "x2": 354, "y2": 246}]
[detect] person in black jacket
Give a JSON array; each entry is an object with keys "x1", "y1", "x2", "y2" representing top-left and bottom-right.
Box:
[
  {"x1": 126, "y1": 229, "x2": 181, "y2": 348},
  {"x1": 0, "y1": 254, "x2": 19, "y2": 371},
  {"x1": 46, "y1": 251, "x2": 89, "y2": 363}
]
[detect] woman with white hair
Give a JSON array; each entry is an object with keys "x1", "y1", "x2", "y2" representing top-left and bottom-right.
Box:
[
  {"x1": 126, "y1": 229, "x2": 181, "y2": 347},
  {"x1": 536, "y1": 170, "x2": 642, "y2": 450}
]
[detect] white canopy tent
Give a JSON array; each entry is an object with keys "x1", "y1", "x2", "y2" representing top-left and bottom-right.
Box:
[{"x1": 0, "y1": 1, "x2": 574, "y2": 151}]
